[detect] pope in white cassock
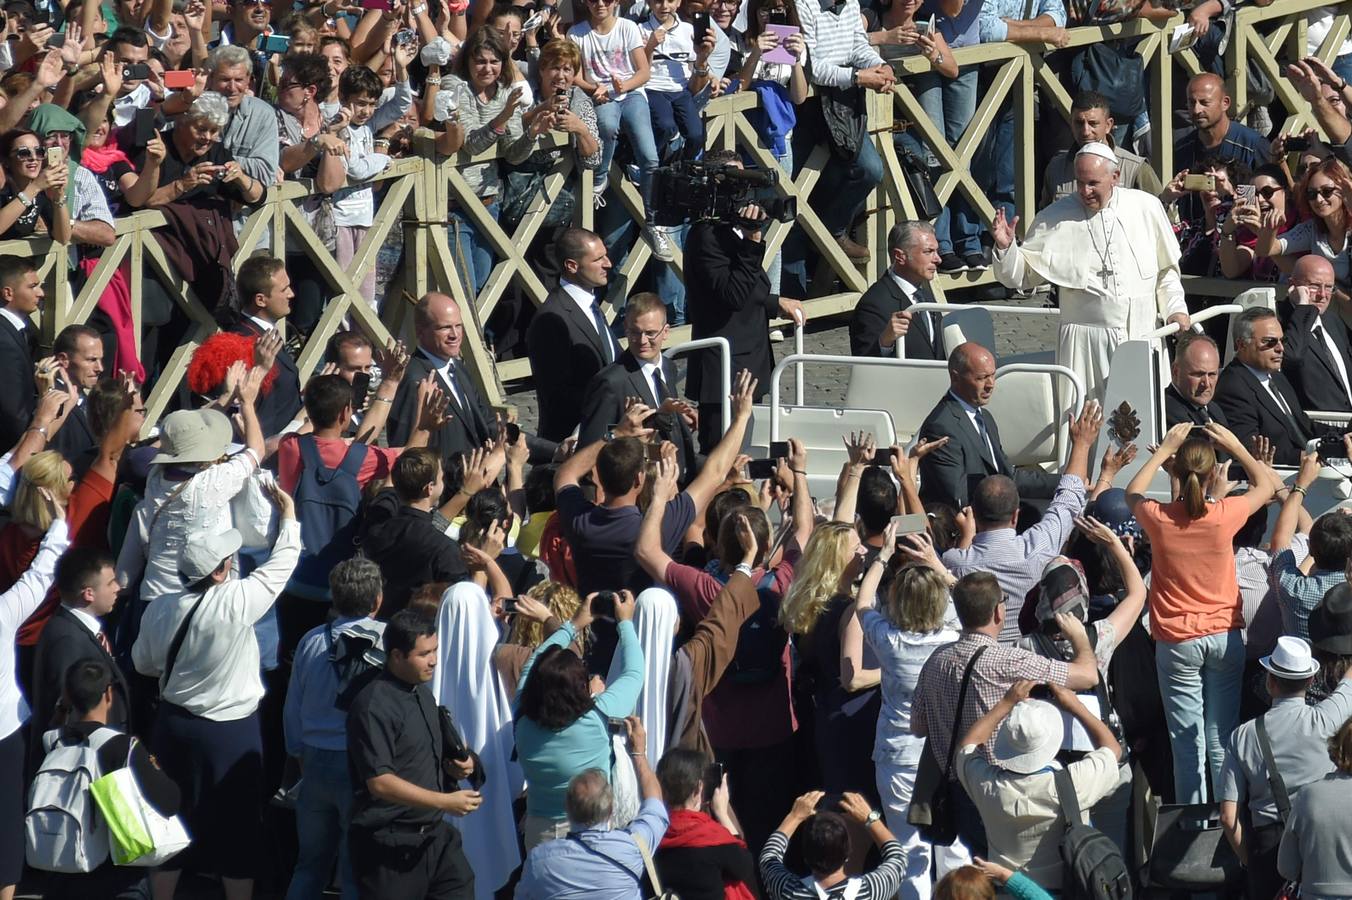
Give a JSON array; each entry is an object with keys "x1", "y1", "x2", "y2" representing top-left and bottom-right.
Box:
[{"x1": 992, "y1": 141, "x2": 1191, "y2": 400}]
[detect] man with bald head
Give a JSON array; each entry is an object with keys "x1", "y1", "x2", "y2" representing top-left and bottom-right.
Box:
[
  {"x1": 1176, "y1": 74, "x2": 1268, "y2": 174},
  {"x1": 993, "y1": 142, "x2": 1189, "y2": 402},
  {"x1": 1166, "y1": 332, "x2": 1231, "y2": 427},
  {"x1": 917, "y1": 342, "x2": 1063, "y2": 508},
  {"x1": 386, "y1": 291, "x2": 566, "y2": 467},
  {"x1": 1281, "y1": 254, "x2": 1352, "y2": 412}
]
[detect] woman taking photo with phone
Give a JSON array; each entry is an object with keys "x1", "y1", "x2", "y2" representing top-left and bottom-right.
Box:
[
  {"x1": 0, "y1": 130, "x2": 70, "y2": 243},
  {"x1": 1255, "y1": 156, "x2": 1352, "y2": 295}
]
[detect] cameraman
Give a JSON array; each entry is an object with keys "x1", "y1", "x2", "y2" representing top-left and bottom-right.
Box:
[{"x1": 685, "y1": 150, "x2": 803, "y2": 453}]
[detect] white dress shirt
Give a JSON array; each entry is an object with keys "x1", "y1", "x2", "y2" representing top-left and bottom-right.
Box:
[
  {"x1": 65, "y1": 604, "x2": 102, "y2": 638},
  {"x1": 0, "y1": 305, "x2": 29, "y2": 335},
  {"x1": 0, "y1": 520, "x2": 71, "y2": 737},
  {"x1": 133, "y1": 519, "x2": 302, "y2": 721},
  {"x1": 886, "y1": 269, "x2": 935, "y2": 350},
  {"x1": 1312, "y1": 318, "x2": 1352, "y2": 404},
  {"x1": 639, "y1": 358, "x2": 664, "y2": 402},
  {"x1": 418, "y1": 347, "x2": 466, "y2": 410},
  {"x1": 247, "y1": 315, "x2": 276, "y2": 332},
  {"x1": 1243, "y1": 364, "x2": 1297, "y2": 418},
  {"x1": 950, "y1": 390, "x2": 998, "y2": 463}
]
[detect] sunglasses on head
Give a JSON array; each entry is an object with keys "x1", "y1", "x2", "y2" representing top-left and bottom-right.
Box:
[{"x1": 1307, "y1": 185, "x2": 1341, "y2": 201}]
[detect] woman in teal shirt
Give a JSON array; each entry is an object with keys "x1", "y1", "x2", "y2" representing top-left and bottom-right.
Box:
[{"x1": 514, "y1": 589, "x2": 645, "y2": 849}]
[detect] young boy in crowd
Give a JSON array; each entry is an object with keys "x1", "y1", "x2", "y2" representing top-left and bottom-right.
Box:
[
  {"x1": 641, "y1": 0, "x2": 708, "y2": 161},
  {"x1": 330, "y1": 49, "x2": 413, "y2": 312},
  {"x1": 568, "y1": 0, "x2": 674, "y2": 261}
]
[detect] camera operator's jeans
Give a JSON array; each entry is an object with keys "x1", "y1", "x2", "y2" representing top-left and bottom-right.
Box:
[
  {"x1": 595, "y1": 93, "x2": 660, "y2": 213},
  {"x1": 1156, "y1": 629, "x2": 1244, "y2": 804}
]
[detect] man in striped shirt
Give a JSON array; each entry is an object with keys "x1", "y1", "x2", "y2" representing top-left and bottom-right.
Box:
[
  {"x1": 758, "y1": 790, "x2": 905, "y2": 900},
  {"x1": 793, "y1": 0, "x2": 895, "y2": 261}
]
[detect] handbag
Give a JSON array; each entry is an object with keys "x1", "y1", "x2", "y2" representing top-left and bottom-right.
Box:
[
  {"x1": 1069, "y1": 42, "x2": 1146, "y2": 122},
  {"x1": 906, "y1": 646, "x2": 987, "y2": 845},
  {"x1": 436, "y1": 706, "x2": 486, "y2": 792},
  {"x1": 899, "y1": 149, "x2": 942, "y2": 221},
  {"x1": 1141, "y1": 802, "x2": 1244, "y2": 890},
  {"x1": 88, "y1": 739, "x2": 192, "y2": 867},
  {"x1": 610, "y1": 732, "x2": 641, "y2": 829}
]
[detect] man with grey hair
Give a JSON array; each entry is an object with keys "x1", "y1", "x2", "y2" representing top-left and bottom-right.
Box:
[
  {"x1": 203, "y1": 44, "x2": 280, "y2": 192},
  {"x1": 1216, "y1": 307, "x2": 1316, "y2": 466},
  {"x1": 515, "y1": 716, "x2": 670, "y2": 899},
  {"x1": 284, "y1": 556, "x2": 386, "y2": 900},
  {"x1": 849, "y1": 220, "x2": 946, "y2": 359},
  {"x1": 992, "y1": 142, "x2": 1189, "y2": 402}
]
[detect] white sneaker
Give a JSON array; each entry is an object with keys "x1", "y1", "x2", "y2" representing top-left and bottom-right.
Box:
[{"x1": 645, "y1": 224, "x2": 675, "y2": 262}]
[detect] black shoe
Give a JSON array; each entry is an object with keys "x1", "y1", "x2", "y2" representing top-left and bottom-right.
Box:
[
  {"x1": 938, "y1": 252, "x2": 966, "y2": 274},
  {"x1": 964, "y1": 252, "x2": 989, "y2": 271}
]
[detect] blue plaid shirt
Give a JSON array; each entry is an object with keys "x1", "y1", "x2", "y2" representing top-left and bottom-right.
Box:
[
  {"x1": 978, "y1": 0, "x2": 1067, "y2": 42},
  {"x1": 1273, "y1": 549, "x2": 1345, "y2": 642}
]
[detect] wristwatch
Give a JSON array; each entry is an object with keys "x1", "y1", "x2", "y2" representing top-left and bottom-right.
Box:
[{"x1": 864, "y1": 809, "x2": 882, "y2": 826}]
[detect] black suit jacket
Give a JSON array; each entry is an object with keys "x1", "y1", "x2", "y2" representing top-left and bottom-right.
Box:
[
  {"x1": 1281, "y1": 306, "x2": 1352, "y2": 413},
  {"x1": 685, "y1": 222, "x2": 777, "y2": 403},
  {"x1": 0, "y1": 312, "x2": 36, "y2": 451},
  {"x1": 50, "y1": 402, "x2": 97, "y2": 478},
  {"x1": 388, "y1": 350, "x2": 496, "y2": 461},
  {"x1": 917, "y1": 392, "x2": 1058, "y2": 508},
  {"x1": 1215, "y1": 361, "x2": 1316, "y2": 466},
  {"x1": 849, "y1": 274, "x2": 945, "y2": 360},
  {"x1": 29, "y1": 606, "x2": 131, "y2": 763},
  {"x1": 226, "y1": 318, "x2": 303, "y2": 437},
  {"x1": 578, "y1": 351, "x2": 699, "y2": 474},
  {"x1": 1163, "y1": 383, "x2": 1231, "y2": 428},
  {"x1": 525, "y1": 285, "x2": 621, "y2": 441}
]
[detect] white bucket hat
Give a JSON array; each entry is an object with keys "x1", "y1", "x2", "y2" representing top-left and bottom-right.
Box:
[{"x1": 992, "y1": 699, "x2": 1065, "y2": 775}]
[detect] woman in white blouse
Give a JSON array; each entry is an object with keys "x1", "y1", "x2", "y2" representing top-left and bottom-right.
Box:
[{"x1": 857, "y1": 520, "x2": 959, "y2": 900}]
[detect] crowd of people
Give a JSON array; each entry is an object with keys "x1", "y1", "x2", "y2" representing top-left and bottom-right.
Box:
[{"x1": 9, "y1": 0, "x2": 1352, "y2": 898}]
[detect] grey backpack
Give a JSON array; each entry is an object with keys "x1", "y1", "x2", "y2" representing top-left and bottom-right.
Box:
[{"x1": 25, "y1": 726, "x2": 118, "y2": 873}]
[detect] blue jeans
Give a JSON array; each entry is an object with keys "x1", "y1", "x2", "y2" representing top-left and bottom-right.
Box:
[
  {"x1": 800, "y1": 122, "x2": 883, "y2": 238},
  {"x1": 450, "y1": 200, "x2": 499, "y2": 300},
  {"x1": 595, "y1": 93, "x2": 660, "y2": 210},
  {"x1": 647, "y1": 88, "x2": 705, "y2": 161},
  {"x1": 915, "y1": 68, "x2": 982, "y2": 256},
  {"x1": 1155, "y1": 629, "x2": 1244, "y2": 805},
  {"x1": 286, "y1": 747, "x2": 357, "y2": 900}
]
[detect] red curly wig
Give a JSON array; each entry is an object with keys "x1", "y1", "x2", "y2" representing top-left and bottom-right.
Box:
[{"x1": 187, "y1": 332, "x2": 279, "y2": 397}]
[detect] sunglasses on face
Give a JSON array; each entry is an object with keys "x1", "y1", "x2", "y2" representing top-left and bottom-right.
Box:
[
  {"x1": 1256, "y1": 337, "x2": 1287, "y2": 349},
  {"x1": 1254, "y1": 185, "x2": 1281, "y2": 200},
  {"x1": 1307, "y1": 185, "x2": 1341, "y2": 201},
  {"x1": 10, "y1": 147, "x2": 39, "y2": 160}
]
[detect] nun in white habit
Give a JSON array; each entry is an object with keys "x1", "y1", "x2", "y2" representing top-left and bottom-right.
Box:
[
  {"x1": 607, "y1": 587, "x2": 680, "y2": 769},
  {"x1": 433, "y1": 581, "x2": 525, "y2": 900}
]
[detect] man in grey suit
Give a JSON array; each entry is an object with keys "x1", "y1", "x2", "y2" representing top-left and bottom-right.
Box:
[
  {"x1": 917, "y1": 342, "x2": 1060, "y2": 508},
  {"x1": 578, "y1": 293, "x2": 699, "y2": 478}
]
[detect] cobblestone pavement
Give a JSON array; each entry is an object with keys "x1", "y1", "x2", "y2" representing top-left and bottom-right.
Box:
[{"x1": 506, "y1": 294, "x2": 1059, "y2": 433}]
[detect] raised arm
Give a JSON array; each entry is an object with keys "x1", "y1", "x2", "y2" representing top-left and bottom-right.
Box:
[
  {"x1": 960, "y1": 680, "x2": 1033, "y2": 748},
  {"x1": 1076, "y1": 516, "x2": 1146, "y2": 642},
  {"x1": 833, "y1": 431, "x2": 874, "y2": 524},
  {"x1": 1126, "y1": 421, "x2": 1191, "y2": 511},
  {"x1": 635, "y1": 456, "x2": 679, "y2": 583},
  {"x1": 684, "y1": 370, "x2": 757, "y2": 512},
  {"x1": 1271, "y1": 450, "x2": 1318, "y2": 554},
  {"x1": 1048, "y1": 681, "x2": 1122, "y2": 760},
  {"x1": 555, "y1": 400, "x2": 655, "y2": 492}
]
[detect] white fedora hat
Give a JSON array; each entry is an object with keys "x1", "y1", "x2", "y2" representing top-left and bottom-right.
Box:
[
  {"x1": 1260, "y1": 635, "x2": 1320, "y2": 681},
  {"x1": 992, "y1": 699, "x2": 1064, "y2": 775}
]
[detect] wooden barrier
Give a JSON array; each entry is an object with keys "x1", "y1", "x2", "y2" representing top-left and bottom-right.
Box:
[{"x1": 4, "y1": 0, "x2": 1347, "y2": 426}]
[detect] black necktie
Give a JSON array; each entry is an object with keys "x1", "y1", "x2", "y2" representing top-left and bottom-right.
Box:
[
  {"x1": 22, "y1": 321, "x2": 36, "y2": 358},
  {"x1": 652, "y1": 367, "x2": 668, "y2": 404},
  {"x1": 590, "y1": 303, "x2": 615, "y2": 364}
]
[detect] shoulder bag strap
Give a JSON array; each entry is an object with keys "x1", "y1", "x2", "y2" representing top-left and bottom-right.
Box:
[
  {"x1": 159, "y1": 592, "x2": 209, "y2": 695},
  {"x1": 941, "y1": 645, "x2": 989, "y2": 779},
  {"x1": 148, "y1": 476, "x2": 196, "y2": 535},
  {"x1": 1054, "y1": 766, "x2": 1084, "y2": 826},
  {"x1": 1255, "y1": 713, "x2": 1293, "y2": 824},
  {"x1": 632, "y1": 832, "x2": 666, "y2": 897}
]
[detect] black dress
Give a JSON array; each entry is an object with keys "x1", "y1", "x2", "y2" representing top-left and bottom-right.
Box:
[{"x1": 796, "y1": 594, "x2": 881, "y2": 800}]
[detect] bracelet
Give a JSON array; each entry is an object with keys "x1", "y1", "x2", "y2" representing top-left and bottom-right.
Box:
[
  {"x1": 1293, "y1": 485, "x2": 1309, "y2": 497},
  {"x1": 26, "y1": 425, "x2": 47, "y2": 437},
  {"x1": 411, "y1": 2, "x2": 427, "y2": 12},
  {"x1": 15, "y1": 191, "x2": 33, "y2": 208},
  {"x1": 371, "y1": 396, "x2": 392, "y2": 404},
  {"x1": 792, "y1": 468, "x2": 806, "y2": 475}
]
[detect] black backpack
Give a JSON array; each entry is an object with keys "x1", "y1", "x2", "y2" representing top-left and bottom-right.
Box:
[
  {"x1": 328, "y1": 620, "x2": 385, "y2": 711},
  {"x1": 702, "y1": 561, "x2": 787, "y2": 685},
  {"x1": 1054, "y1": 768, "x2": 1132, "y2": 900}
]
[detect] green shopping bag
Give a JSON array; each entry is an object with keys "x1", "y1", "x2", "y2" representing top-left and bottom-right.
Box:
[{"x1": 88, "y1": 763, "x2": 191, "y2": 866}]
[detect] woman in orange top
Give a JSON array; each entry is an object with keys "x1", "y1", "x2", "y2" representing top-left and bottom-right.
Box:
[{"x1": 1125, "y1": 421, "x2": 1273, "y2": 805}]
